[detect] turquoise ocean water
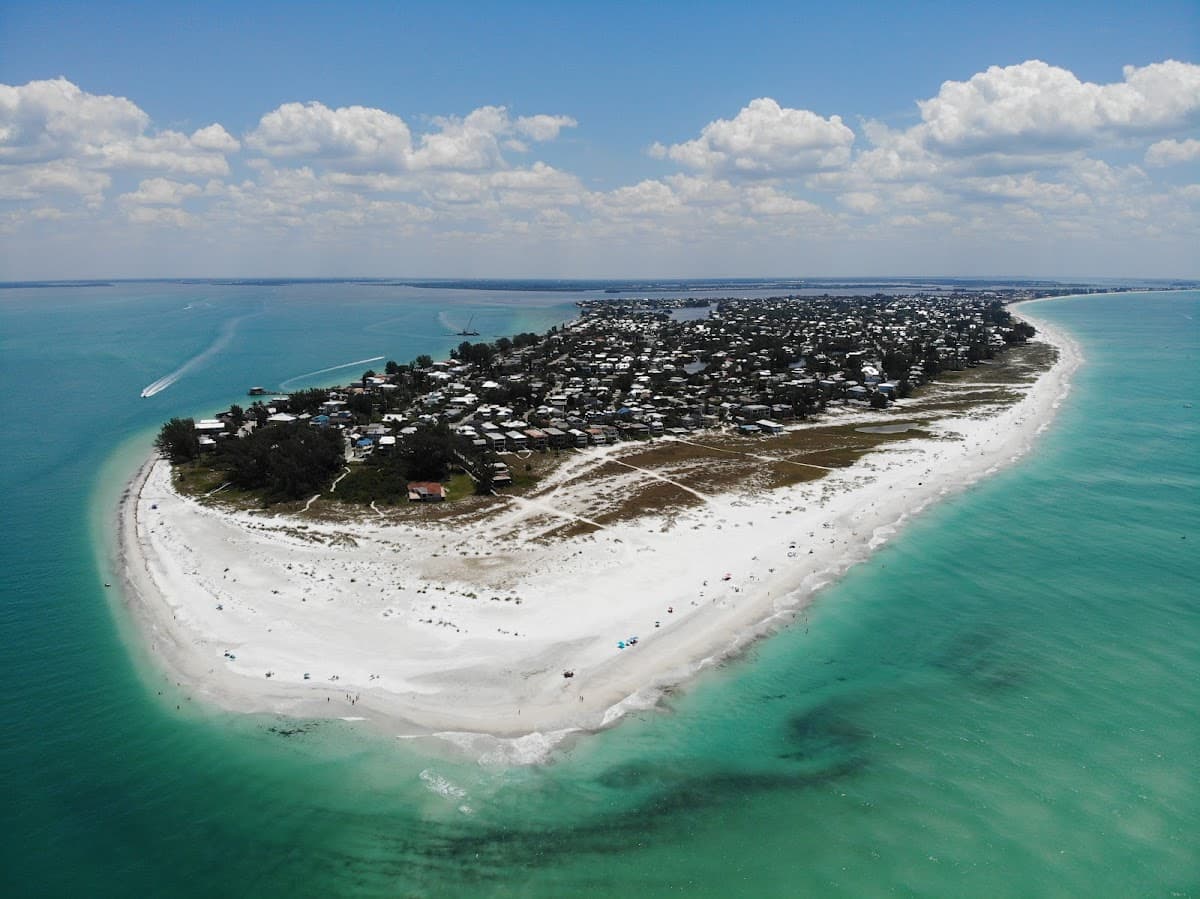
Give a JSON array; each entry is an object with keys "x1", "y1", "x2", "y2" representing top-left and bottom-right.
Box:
[{"x1": 0, "y1": 285, "x2": 1195, "y2": 897}]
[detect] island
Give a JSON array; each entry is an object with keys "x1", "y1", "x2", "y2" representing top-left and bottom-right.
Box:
[{"x1": 118, "y1": 290, "x2": 1078, "y2": 762}]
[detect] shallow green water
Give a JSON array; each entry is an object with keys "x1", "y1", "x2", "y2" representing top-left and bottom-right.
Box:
[{"x1": 0, "y1": 286, "x2": 1195, "y2": 897}]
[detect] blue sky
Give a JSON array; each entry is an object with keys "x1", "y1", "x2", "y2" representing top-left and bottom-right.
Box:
[{"x1": 2, "y1": 1, "x2": 1198, "y2": 278}]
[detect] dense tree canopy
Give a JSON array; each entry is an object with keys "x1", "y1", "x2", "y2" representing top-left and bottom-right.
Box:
[
  {"x1": 287, "y1": 388, "x2": 331, "y2": 415},
  {"x1": 216, "y1": 423, "x2": 344, "y2": 501},
  {"x1": 453, "y1": 341, "x2": 496, "y2": 367},
  {"x1": 155, "y1": 417, "x2": 200, "y2": 463},
  {"x1": 398, "y1": 422, "x2": 456, "y2": 482}
]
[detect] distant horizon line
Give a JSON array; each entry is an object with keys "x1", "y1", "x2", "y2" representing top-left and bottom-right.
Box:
[{"x1": 4, "y1": 274, "x2": 1198, "y2": 287}]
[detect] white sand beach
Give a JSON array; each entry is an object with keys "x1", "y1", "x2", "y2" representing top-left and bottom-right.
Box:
[{"x1": 116, "y1": 309, "x2": 1078, "y2": 762}]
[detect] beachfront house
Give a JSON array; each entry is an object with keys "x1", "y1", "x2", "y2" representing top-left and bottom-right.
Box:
[{"x1": 407, "y1": 482, "x2": 446, "y2": 502}]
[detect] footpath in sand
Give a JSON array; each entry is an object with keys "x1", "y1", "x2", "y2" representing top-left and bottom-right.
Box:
[{"x1": 116, "y1": 311, "x2": 1078, "y2": 762}]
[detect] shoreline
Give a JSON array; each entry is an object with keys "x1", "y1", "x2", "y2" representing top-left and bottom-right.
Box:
[{"x1": 115, "y1": 308, "x2": 1080, "y2": 763}]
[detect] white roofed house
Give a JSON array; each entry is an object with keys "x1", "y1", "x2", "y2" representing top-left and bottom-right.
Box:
[{"x1": 193, "y1": 419, "x2": 225, "y2": 452}]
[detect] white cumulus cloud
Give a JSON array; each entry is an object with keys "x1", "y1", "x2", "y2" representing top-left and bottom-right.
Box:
[
  {"x1": 918, "y1": 59, "x2": 1200, "y2": 154},
  {"x1": 413, "y1": 105, "x2": 511, "y2": 170},
  {"x1": 650, "y1": 97, "x2": 854, "y2": 176},
  {"x1": 0, "y1": 78, "x2": 236, "y2": 175},
  {"x1": 515, "y1": 114, "x2": 578, "y2": 142},
  {"x1": 189, "y1": 124, "x2": 240, "y2": 153},
  {"x1": 0, "y1": 77, "x2": 147, "y2": 164},
  {"x1": 246, "y1": 101, "x2": 577, "y2": 173},
  {"x1": 839, "y1": 192, "x2": 882, "y2": 214},
  {"x1": 245, "y1": 101, "x2": 413, "y2": 169},
  {"x1": 0, "y1": 159, "x2": 110, "y2": 201},
  {"x1": 1145, "y1": 137, "x2": 1200, "y2": 167},
  {"x1": 119, "y1": 177, "x2": 204, "y2": 206}
]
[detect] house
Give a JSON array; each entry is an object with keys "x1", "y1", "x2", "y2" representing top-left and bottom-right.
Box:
[
  {"x1": 194, "y1": 418, "x2": 226, "y2": 435},
  {"x1": 407, "y1": 482, "x2": 446, "y2": 502}
]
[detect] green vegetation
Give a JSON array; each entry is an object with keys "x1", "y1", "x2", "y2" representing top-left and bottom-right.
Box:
[
  {"x1": 285, "y1": 388, "x2": 332, "y2": 416},
  {"x1": 161, "y1": 419, "x2": 344, "y2": 503},
  {"x1": 218, "y1": 424, "x2": 345, "y2": 501},
  {"x1": 159, "y1": 292, "x2": 1050, "y2": 520},
  {"x1": 328, "y1": 422, "x2": 489, "y2": 505},
  {"x1": 155, "y1": 417, "x2": 200, "y2": 462}
]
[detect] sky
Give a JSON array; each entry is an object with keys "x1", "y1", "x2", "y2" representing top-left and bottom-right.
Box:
[{"x1": 1, "y1": 0, "x2": 1198, "y2": 280}]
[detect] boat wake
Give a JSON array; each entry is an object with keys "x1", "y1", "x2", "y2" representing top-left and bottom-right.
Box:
[
  {"x1": 278, "y1": 356, "x2": 385, "y2": 392},
  {"x1": 140, "y1": 314, "x2": 251, "y2": 398}
]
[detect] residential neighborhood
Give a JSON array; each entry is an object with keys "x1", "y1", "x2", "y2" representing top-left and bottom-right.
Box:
[{"x1": 164, "y1": 291, "x2": 1038, "y2": 503}]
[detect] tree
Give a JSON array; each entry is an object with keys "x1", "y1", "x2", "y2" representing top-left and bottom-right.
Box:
[
  {"x1": 398, "y1": 422, "x2": 456, "y2": 482},
  {"x1": 474, "y1": 463, "x2": 495, "y2": 496},
  {"x1": 453, "y1": 341, "x2": 496, "y2": 367},
  {"x1": 385, "y1": 360, "x2": 401, "y2": 376},
  {"x1": 346, "y1": 394, "x2": 374, "y2": 420},
  {"x1": 217, "y1": 424, "x2": 344, "y2": 500},
  {"x1": 287, "y1": 387, "x2": 330, "y2": 415},
  {"x1": 413, "y1": 354, "x2": 433, "y2": 369},
  {"x1": 155, "y1": 417, "x2": 200, "y2": 462},
  {"x1": 869, "y1": 391, "x2": 889, "y2": 409},
  {"x1": 228, "y1": 404, "x2": 245, "y2": 427},
  {"x1": 882, "y1": 350, "x2": 912, "y2": 380},
  {"x1": 472, "y1": 447, "x2": 500, "y2": 495}
]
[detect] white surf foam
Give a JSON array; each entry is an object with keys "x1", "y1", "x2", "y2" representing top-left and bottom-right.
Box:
[{"x1": 418, "y1": 768, "x2": 467, "y2": 799}]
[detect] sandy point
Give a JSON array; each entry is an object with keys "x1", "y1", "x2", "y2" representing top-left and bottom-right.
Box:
[{"x1": 115, "y1": 317, "x2": 1079, "y2": 763}]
